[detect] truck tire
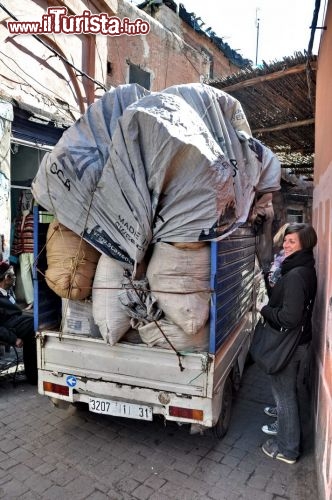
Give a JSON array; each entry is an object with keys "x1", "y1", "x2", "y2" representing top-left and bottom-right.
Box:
[{"x1": 213, "y1": 376, "x2": 233, "y2": 439}]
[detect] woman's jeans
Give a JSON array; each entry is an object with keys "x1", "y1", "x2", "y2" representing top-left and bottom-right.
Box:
[{"x1": 269, "y1": 344, "x2": 311, "y2": 459}]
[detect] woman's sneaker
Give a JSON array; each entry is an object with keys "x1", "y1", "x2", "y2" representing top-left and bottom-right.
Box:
[
  {"x1": 262, "y1": 420, "x2": 278, "y2": 435},
  {"x1": 264, "y1": 406, "x2": 277, "y2": 418},
  {"x1": 262, "y1": 439, "x2": 297, "y2": 464}
]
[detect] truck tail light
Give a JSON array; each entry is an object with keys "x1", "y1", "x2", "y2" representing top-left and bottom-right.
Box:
[
  {"x1": 43, "y1": 381, "x2": 69, "y2": 396},
  {"x1": 169, "y1": 406, "x2": 203, "y2": 421}
]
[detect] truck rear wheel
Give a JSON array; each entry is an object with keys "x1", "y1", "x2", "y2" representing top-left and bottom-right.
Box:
[{"x1": 213, "y1": 376, "x2": 233, "y2": 439}]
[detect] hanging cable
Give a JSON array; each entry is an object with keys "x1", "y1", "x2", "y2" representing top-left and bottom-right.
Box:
[{"x1": 0, "y1": 2, "x2": 107, "y2": 91}]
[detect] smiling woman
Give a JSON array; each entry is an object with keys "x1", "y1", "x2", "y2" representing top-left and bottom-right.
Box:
[
  {"x1": 283, "y1": 223, "x2": 318, "y2": 254},
  {"x1": 283, "y1": 232, "x2": 302, "y2": 257},
  {"x1": 257, "y1": 222, "x2": 318, "y2": 464}
]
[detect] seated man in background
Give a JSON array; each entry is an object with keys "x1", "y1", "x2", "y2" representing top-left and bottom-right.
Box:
[{"x1": 0, "y1": 261, "x2": 37, "y2": 384}]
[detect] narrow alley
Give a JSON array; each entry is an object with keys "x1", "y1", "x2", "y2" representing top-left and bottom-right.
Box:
[{"x1": 0, "y1": 353, "x2": 317, "y2": 499}]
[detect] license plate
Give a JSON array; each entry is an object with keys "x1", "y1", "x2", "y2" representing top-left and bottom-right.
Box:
[{"x1": 88, "y1": 397, "x2": 153, "y2": 421}]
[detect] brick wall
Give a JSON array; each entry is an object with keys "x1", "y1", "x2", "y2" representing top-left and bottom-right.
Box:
[{"x1": 106, "y1": 1, "x2": 240, "y2": 91}]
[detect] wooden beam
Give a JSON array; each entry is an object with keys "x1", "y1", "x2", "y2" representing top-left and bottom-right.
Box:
[
  {"x1": 252, "y1": 118, "x2": 315, "y2": 134},
  {"x1": 219, "y1": 62, "x2": 317, "y2": 92}
]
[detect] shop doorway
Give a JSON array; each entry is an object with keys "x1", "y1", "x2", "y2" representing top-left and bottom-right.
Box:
[{"x1": 10, "y1": 142, "x2": 48, "y2": 308}]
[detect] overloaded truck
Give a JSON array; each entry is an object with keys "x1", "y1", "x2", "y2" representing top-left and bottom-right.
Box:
[
  {"x1": 34, "y1": 211, "x2": 258, "y2": 437},
  {"x1": 31, "y1": 83, "x2": 279, "y2": 436}
]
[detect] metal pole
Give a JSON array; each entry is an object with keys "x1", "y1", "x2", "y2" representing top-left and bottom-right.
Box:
[{"x1": 255, "y1": 8, "x2": 260, "y2": 66}]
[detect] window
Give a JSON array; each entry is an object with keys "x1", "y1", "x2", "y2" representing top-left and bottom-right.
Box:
[
  {"x1": 128, "y1": 63, "x2": 151, "y2": 90},
  {"x1": 286, "y1": 208, "x2": 303, "y2": 223}
]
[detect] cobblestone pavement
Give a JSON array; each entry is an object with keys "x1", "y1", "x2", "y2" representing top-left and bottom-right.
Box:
[{"x1": 0, "y1": 352, "x2": 318, "y2": 500}]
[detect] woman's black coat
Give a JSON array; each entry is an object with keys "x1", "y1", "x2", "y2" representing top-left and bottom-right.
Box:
[{"x1": 260, "y1": 249, "x2": 317, "y2": 344}]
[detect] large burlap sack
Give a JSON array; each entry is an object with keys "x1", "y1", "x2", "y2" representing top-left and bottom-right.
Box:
[
  {"x1": 45, "y1": 221, "x2": 100, "y2": 300},
  {"x1": 146, "y1": 242, "x2": 211, "y2": 335},
  {"x1": 92, "y1": 255, "x2": 131, "y2": 345},
  {"x1": 138, "y1": 318, "x2": 209, "y2": 353}
]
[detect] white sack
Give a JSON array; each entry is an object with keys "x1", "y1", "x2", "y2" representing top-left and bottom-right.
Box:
[
  {"x1": 146, "y1": 242, "x2": 210, "y2": 335},
  {"x1": 120, "y1": 328, "x2": 143, "y2": 344},
  {"x1": 139, "y1": 318, "x2": 209, "y2": 353},
  {"x1": 92, "y1": 254, "x2": 131, "y2": 345}
]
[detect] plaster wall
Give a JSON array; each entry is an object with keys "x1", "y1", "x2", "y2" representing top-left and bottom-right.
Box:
[
  {"x1": 312, "y1": 1, "x2": 332, "y2": 498},
  {"x1": 0, "y1": 0, "x2": 108, "y2": 123}
]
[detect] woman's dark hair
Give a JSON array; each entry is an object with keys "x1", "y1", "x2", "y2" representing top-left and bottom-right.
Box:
[{"x1": 284, "y1": 223, "x2": 318, "y2": 250}]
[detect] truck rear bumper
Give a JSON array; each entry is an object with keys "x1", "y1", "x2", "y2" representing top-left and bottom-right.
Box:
[
  {"x1": 37, "y1": 332, "x2": 218, "y2": 426},
  {"x1": 38, "y1": 368, "x2": 217, "y2": 427},
  {"x1": 37, "y1": 312, "x2": 252, "y2": 428}
]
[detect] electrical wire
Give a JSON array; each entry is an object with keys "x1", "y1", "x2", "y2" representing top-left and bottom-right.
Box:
[
  {"x1": 165, "y1": 27, "x2": 204, "y2": 78},
  {"x1": 0, "y1": 2, "x2": 107, "y2": 91},
  {"x1": 93, "y1": 35, "x2": 106, "y2": 85}
]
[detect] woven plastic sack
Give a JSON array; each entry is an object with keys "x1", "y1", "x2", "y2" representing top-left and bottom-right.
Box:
[
  {"x1": 146, "y1": 242, "x2": 210, "y2": 335},
  {"x1": 138, "y1": 318, "x2": 209, "y2": 353},
  {"x1": 45, "y1": 221, "x2": 100, "y2": 300},
  {"x1": 92, "y1": 254, "x2": 131, "y2": 345}
]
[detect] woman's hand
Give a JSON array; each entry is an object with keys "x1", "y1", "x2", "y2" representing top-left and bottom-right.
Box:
[
  {"x1": 256, "y1": 302, "x2": 264, "y2": 313},
  {"x1": 256, "y1": 296, "x2": 269, "y2": 313}
]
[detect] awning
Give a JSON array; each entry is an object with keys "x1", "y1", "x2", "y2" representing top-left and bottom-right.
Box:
[{"x1": 12, "y1": 108, "x2": 67, "y2": 149}]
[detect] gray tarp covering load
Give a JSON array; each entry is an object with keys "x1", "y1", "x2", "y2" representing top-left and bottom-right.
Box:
[{"x1": 32, "y1": 83, "x2": 280, "y2": 268}]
